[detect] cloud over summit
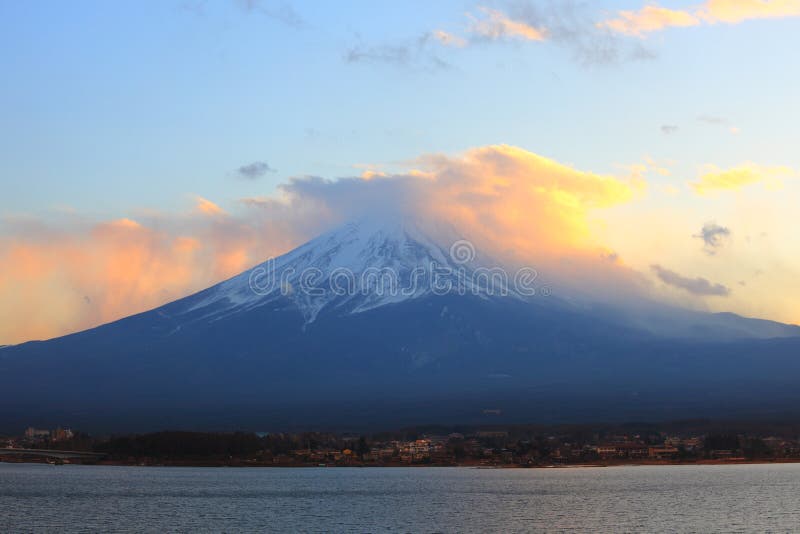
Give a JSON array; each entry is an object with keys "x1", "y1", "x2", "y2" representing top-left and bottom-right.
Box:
[{"x1": 0, "y1": 145, "x2": 640, "y2": 344}]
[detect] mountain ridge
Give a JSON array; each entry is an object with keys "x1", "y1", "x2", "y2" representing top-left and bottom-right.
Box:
[
  {"x1": 1, "y1": 217, "x2": 799, "y2": 432},
  {"x1": 4, "y1": 217, "x2": 798, "y2": 347}
]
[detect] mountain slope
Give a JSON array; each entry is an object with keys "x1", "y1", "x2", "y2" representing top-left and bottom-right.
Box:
[
  {"x1": 164, "y1": 216, "x2": 526, "y2": 325},
  {"x1": 1, "y1": 218, "x2": 799, "y2": 432}
]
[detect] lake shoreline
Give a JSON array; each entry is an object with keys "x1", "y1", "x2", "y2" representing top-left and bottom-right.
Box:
[{"x1": 5, "y1": 456, "x2": 800, "y2": 469}]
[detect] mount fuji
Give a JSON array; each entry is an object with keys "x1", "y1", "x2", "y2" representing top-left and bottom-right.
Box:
[
  {"x1": 171, "y1": 216, "x2": 529, "y2": 326},
  {"x1": 1, "y1": 217, "x2": 799, "y2": 433}
]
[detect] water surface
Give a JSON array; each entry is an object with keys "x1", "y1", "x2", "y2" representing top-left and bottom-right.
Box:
[{"x1": 1, "y1": 463, "x2": 799, "y2": 532}]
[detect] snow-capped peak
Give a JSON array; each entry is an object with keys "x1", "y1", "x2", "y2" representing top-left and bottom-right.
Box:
[{"x1": 173, "y1": 215, "x2": 523, "y2": 324}]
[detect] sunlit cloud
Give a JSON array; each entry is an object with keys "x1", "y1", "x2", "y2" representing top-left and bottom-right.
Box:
[
  {"x1": 467, "y1": 7, "x2": 547, "y2": 41},
  {"x1": 0, "y1": 198, "x2": 304, "y2": 345},
  {"x1": 601, "y1": 0, "x2": 800, "y2": 36},
  {"x1": 194, "y1": 196, "x2": 226, "y2": 216},
  {"x1": 619, "y1": 157, "x2": 672, "y2": 182},
  {"x1": 700, "y1": 0, "x2": 800, "y2": 23},
  {"x1": 600, "y1": 5, "x2": 700, "y2": 37},
  {"x1": 108, "y1": 218, "x2": 142, "y2": 229},
  {"x1": 690, "y1": 163, "x2": 796, "y2": 195}
]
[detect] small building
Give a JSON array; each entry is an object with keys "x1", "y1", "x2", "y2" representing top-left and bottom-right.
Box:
[
  {"x1": 24, "y1": 427, "x2": 50, "y2": 440},
  {"x1": 648, "y1": 446, "x2": 679, "y2": 459},
  {"x1": 51, "y1": 428, "x2": 74, "y2": 441},
  {"x1": 596, "y1": 443, "x2": 649, "y2": 459}
]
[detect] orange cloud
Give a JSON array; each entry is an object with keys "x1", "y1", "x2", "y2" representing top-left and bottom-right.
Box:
[
  {"x1": 109, "y1": 218, "x2": 142, "y2": 229},
  {"x1": 701, "y1": 0, "x2": 800, "y2": 23},
  {"x1": 0, "y1": 207, "x2": 294, "y2": 345},
  {"x1": 601, "y1": 0, "x2": 800, "y2": 36},
  {"x1": 600, "y1": 6, "x2": 700, "y2": 37},
  {"x1": 468, "y1": 7, "x2": 547, "y2": 41},
  {"x1": 194, "y1": 196, "x2": 226, "y2": 216},
  {"x1": 415, "y1": 145, "x2": 639, "y2": 255}
]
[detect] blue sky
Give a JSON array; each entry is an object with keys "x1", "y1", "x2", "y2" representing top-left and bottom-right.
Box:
[{"x1": 2, "y1": 0, "x2": 798, "y2": 216}]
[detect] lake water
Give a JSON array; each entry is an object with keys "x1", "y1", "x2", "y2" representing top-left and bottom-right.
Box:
[{"x1": 1, "y1": 463, "x2": 799, "y2": 532}]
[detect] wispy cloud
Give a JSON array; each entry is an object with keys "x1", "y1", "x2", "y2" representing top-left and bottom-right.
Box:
[
  {"x1": 694, "y1": 222, "x2": 731, "y2": 255},
  {"x1": 651, "y1": 265, "x2": 731, "y2": 296},
  {"x1": 697, "y1": 114, "x2": 741, "y2": 134},
  {"x1": 237, "y1": 161, "x2": 276, "y2": 179},
  {"x1": 235, "y1": 0, "x2": 304, "y2": 28},
  {"x1": 347, "y1": 2, "x2": 655, "y2": 70},
  {"x1": 697, "y1": 114, "x2": 728, "y2": 125},
  {"x1": 179, "y1": 0, "x2": 207, "y2": 17},
  {"x1": 432, "y1": 30, "x2": 468, "y2": 48},
  {"x1": 661, "y1": 124, "x2": 679, "y2": 134},
  {"x1": 463, "y1": 2, "x2": 655, "y2": 65},
  {"x1": 345, "y1": 44, "x2": 411, "y2": 65},
  {"x1": 344, "y1": 33, "x2": 451, "y2": 70}
]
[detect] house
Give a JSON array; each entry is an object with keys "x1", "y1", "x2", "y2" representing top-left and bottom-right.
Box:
[
  {"x1": 596, "y1": 443, "x2": 649, "y2": 459},
  {"x1": 648, "y1": 446, "x2": 679, "y2": 459}
]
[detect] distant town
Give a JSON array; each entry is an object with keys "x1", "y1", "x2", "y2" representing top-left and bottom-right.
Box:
[{"x1": 4, "y1": 420, "x2": 800, "y2": 467}]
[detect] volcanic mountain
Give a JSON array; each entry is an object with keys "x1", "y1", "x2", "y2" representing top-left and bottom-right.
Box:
[{"x1": 1, "y1": 217, "x2": 799, "y2": 433}]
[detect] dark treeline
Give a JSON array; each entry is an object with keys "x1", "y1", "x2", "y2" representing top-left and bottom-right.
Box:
[
  {"x1": 97, "y1": 432, "x2": 263, "y2": 459},
  {"x1": 94, "y1": 431, "x2": 348, "y2": 461},
  {"x1": 6, "y1": 418, "x2": 800, "y2": 466},
  {"x1": 87, "y1": 419, "x2": 800, "y2": 460}
]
